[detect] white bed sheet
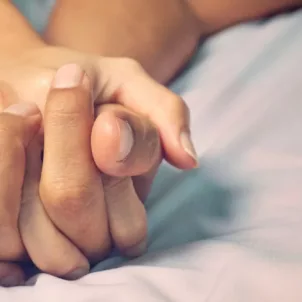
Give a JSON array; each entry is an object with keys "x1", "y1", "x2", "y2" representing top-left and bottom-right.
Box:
[{"x1": 3, "y1": 3, "x2": 302, "y2": 301}]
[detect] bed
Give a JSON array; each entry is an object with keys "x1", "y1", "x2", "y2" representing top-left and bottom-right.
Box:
[{"x1": 3, "y1": 2, "x2": 302, "y2": 301}]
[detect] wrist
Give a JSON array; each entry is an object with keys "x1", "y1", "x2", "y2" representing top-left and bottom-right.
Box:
[{"x1": 45, "y1": 0, "x2": 202, "y2": 83}]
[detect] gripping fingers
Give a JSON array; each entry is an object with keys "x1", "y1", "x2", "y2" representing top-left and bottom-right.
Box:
[
  {"x1": 92, "y1": 104, "x2": 161, "y2": 177},
  {"x1": 20, "y1": 139, "x2": 89, "y2": 279},
  {"x1": 97, "y1": 58, "x2": 198, "y2": 169},
  {"x1": 102, "y1": 175, "x2": 147, "y2": 257},
  {"x1": 92, "y1": 105, "x2": 161, "y2": 256},
  {"x1": 0, "y1": 102, "x2": 41, "y2": 286},
  {"x1": 0, "y1": 103, "x2": 40, "y2": 260},
  {"x1": 0, "y1": 262, "x2": 25, "y2": 287},
  {"x1": 40, "y1": 64, "x2": 110, "y2": 261}
]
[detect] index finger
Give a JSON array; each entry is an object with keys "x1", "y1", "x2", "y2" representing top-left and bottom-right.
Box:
[{"x1": 96, "y1": 58, "x2": 198, "y2": 169}]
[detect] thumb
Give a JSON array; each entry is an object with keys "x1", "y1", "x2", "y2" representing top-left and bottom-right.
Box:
[
  {"x1": 94, "y1": 58, "x2": 198, "y2": 170},
  {"x1": 92, "y1": 104, "x2": 161, "y2": 177}
]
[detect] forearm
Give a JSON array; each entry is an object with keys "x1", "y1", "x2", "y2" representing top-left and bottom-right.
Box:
[
  {"x1": 187, "y1": 0, "x2": 302, "y2": 31},
  {"x1": 44, "y1": 0, "x2": 302, "y2": 83},
  {"x1": 46, "y1": 0, "x2": 302, "y2": 48},
  {"x1": 0, "y1": 0, "x2": 44, "y2": 59},
  {"x1": 45, "y1": 0, "x2": 201, "y2": 51},
  {"x1": 44, "y1": 0, "x2": 202, "y2": 82}
]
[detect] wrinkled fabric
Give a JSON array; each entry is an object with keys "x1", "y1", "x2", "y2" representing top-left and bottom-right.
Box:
[{"x1": 3, "y1": 3, "x2": 302, "y2": 301}]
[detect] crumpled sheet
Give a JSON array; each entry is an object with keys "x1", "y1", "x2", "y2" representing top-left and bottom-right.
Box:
[{"x1": 3, "y1": 3, "x2": 302, "y2": 301}]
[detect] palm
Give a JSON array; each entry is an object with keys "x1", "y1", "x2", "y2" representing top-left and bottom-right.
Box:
[{"x1": 0, "y1": 47, "x2": 96, "y2": 111}]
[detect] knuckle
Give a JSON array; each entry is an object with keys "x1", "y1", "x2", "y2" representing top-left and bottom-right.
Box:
[
  {"x1": 36, "y1": 259, "x2": 73, "y2": 278},
  {"x1": 0, "y1": 115, "x2": 20, "y2": 134},
  {"x1": 0, "y1": 128, "x2": 14, "y2": 145},
  {"x1": 40, "y1": 180, "x2": 93, "y2": 215},
  {"x1": 102, "y1": 176, "x2": 147, "y2": 248},
  {"x1": 143, "y1": 126, "x2": 161, "y2": 165},
  {"x1": 0, "y1": 82, "x2": 18, "y2": 111},
  {"x1": 162, "y1": 93, "x2": 190, "y2": 123},
  {"x1": 0, "y1": 130, "x2": 23, "y2": 160},
  {"x1": 47, "y1": 88, "x2": 89, "y2": 116},
  {"x1": 118, "y1": 57, "x2": 143, "y2": 72},
  {"x1": 102, "y1": 175, "x2": 129, "y2": 190},
  {"x1": 114, "y1": 215, "x2": 147, "y2": 249},
  {"x1": 0, "y1": 228, "x2": 24, "y2": 261},
  {"x1": 166, "y1": 94, "x2": 187, "y2": 111},
  {"x1": 35, "y1": 262, "x2": 60, "y2": 276}
]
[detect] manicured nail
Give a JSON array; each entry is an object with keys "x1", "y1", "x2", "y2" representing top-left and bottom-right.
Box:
[
  {"x1": 0, "y1": 275, "x2": 22, "y2": 287},
  {"x1": 53, "y1": 64, "x2": 84, "y2": 89},
  {"x1": 180, "y1": 131, "x2": 198, "y2": 165},
  {"x1": 65, "y1": 267, "x2": 88, "y2": 280},
  {"x1": 4, "y1": 103, "x2": 39, "y2": 117},
  {"x1": 117, "y1": 119, "x2": 134, "y2": 162},
  {"x1": 124, "y1": 240, "x2": 147, "y2": 258}
]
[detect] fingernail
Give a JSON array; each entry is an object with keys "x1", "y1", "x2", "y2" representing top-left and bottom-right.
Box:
[
  {"x1": 180, "y1": 131, "x2": 198, "y2": 165},
  {"x1": 53, "y1": 63, "x2": 84, "y2": 89},
  {"x1": 0, "y1": 275, "x2": 22, "y2": 287},
  {"x1": 117, "y1": 119, "x2": 134, "y2": 162},
  {"x1": 124, "y1": 240, "x2": 147, "y2": 258},
  {"x1": 65, "y1": 267, "x2": 88, "y2": 280},
  {"x1": 4, "y1": 103, "x2": 39, "y2": 117}
]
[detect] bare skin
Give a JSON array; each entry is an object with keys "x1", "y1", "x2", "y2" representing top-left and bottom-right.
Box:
[
  {"x1": 0, "y1": 1, "x2": 197, "y2": 285},
  {"x1": 0, "y1": 0, "x2": 301, "y2": 286},
  {"x1": 45, "y1": 0, "x2": 302, "y2": 83}
]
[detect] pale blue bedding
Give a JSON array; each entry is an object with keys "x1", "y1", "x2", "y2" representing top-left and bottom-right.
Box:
[{"x1": 3, "y1": 2, "x2": 302, "y2": 301}]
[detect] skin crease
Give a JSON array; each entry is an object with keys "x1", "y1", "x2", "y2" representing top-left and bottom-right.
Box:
[
  {"x1": 0, "y1": 0, "x2": 301, "y2": 286},
  {"x1": 0, "y1": 64, "x2": 165, "y2": 282},
  {"x1": 0, "y1": 1, "x2": 197, "y2": 284}
]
